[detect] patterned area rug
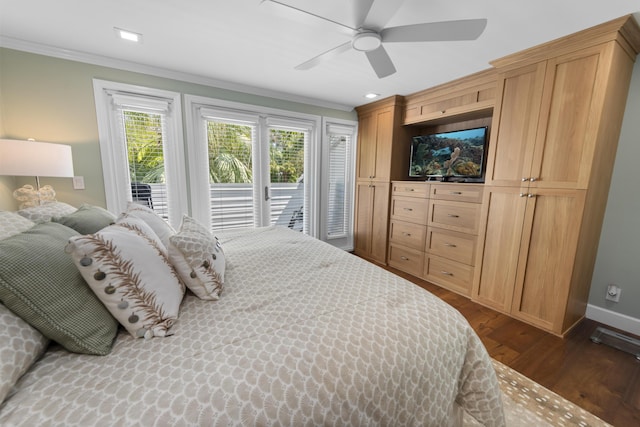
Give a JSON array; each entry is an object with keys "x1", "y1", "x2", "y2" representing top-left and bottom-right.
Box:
[{"x1": 464, "y1": 360, "x2": 611, "y2": 426}]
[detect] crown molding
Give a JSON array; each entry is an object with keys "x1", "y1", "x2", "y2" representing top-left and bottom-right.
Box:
[{"x1": 0, "y1": 36, "x2": 354, "y2": 112}]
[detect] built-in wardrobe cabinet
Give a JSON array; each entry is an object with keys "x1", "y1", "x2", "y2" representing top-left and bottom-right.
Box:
[
  {"x1": 474, "y1": 15, "x2": 640, "y2": 335},
  {"x1": 354, "y1": 96, "x2": 407, "y2": 264}
]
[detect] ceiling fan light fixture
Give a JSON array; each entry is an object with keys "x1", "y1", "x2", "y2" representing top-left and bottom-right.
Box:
[{"x1": 352, "y1": 32, "x2": 382, "y2": 52}]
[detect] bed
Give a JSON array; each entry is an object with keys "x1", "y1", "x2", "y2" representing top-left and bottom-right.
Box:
[{"x1": 0, "y1": 204, "x2": 504, "y2": 426}]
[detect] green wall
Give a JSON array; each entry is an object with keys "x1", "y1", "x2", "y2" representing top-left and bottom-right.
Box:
[
  {"x1": 0, "y1": 47, "x2": 356, "y2": 210},
  {"x1": 588, "y1": 59, "x2": 640, "y2": 329}
]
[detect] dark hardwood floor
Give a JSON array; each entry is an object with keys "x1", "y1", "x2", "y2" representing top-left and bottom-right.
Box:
[{"x1": 385, "y1": 266, "x2": 640, "y2": 427}]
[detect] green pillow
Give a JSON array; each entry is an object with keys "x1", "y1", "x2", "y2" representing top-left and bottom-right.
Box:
[
  {"x1": 0, "y1": 222, "x2": 118, "y2": 355},
  {"x1": 52, "y1": 204, "x2": 116, "y2": 234}
]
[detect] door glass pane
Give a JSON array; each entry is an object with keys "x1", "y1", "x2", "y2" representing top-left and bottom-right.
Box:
[
  {"x1": 206, "y1": 120, "x2": 255, "y2": 230},
  {"x1": 123, "y1": 110, "x2": 169, "y2": 220},
  {"x1": 269, "y1": 127, "x2": 306, "y2": 231}
]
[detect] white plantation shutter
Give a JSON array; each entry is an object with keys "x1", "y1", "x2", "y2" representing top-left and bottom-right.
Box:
[
  {"x1": 322, "y1": 120, "x2": 356, "y2": 250},
  {"x1": 93, "y1": 80, "x2": 187, "y2": 227}
]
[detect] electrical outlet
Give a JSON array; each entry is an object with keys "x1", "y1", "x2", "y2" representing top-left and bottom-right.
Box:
[
  {"x1": 72, "y1": 176, "x2": 85, "y2": 190},
  {"x1": 606, "y1": 284, "x2": 621, "y2": 303}
]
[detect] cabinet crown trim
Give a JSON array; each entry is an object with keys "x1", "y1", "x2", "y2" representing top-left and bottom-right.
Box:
[{"x1": 491, "y1": 15, "x2": 640, "y2": 69}]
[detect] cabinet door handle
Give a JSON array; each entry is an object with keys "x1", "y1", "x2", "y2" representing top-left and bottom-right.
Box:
[
  {"x1": 519, "y1": 193, "x2": 527, "y2": 197},
  {"x1": 527, "y1": 193, "x2": 536, "y2": 198},
  {"x1": 447, "y1": 214, "x2": 459, "y2": 218},
  {"x1": 529, "y1": 177, "x2": 537, "y2": 182},
  {"x1": 449, "y1": 191, "x2": 462, "y2": 195},
  {"x1": 444, "y1": 243, "x2": 457, "y2": 247},
  {"x1": 521, "y1": 177, "x2": 529, "y2": 182},
  {"x1": 440, "y1": 271, "x2": 453, "y2": 276},
  {"x1": 400, "y1": 256, "x2": 409, "y2": 261}
]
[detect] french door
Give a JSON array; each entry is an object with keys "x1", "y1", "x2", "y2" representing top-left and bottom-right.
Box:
[{"x1": 189, "y1": 105, "x2": 316, "y2": 234}]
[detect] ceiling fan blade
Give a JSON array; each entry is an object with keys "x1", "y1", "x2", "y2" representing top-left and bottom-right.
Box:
[
  {"x1": 351, "y1": 0, "x2": 375, "y2": 29},
  {"x1": 365, "y1": 45, "x2": 396, "y2": 78},
  {"x1": 362, "y1": 0, "x2": 406, "y2": 31},
  {"x1": 295, "y1": 41, "x2": 352, "y2": 70},
  {"x1": 261, "y1": 0, "x2": 356, "y2": 34},
  {"x1": 381, "y1": 19, "x2": 488, "y2": 42}
]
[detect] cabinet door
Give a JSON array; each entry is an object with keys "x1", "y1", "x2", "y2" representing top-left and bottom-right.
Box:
[
  {"x1": 485, "y1": 62, "x2": 546, "y2": 187},
  {"x1": 354, "y1": 181, "x2": 390, "y2": 263},
  {"x1": 356, "y1": 108, "x2": 393, "y2": 181},
  {"x1": 530, "y1": 46, "x2": 603, "y2": 189},
  {"x1": 472, "y1": 187, "x2": 527, "y2": 311},
  {"x1": 511, "y1": 189, "x2": 586, "y2": 333}
]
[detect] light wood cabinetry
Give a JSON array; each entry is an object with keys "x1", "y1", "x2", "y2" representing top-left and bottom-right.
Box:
[
  {"x1": 474, "y1": 15, "x2": 640, "y2": 336},
  {"x1": 354, "y1": 181, "x2": 390, "y2": 264},
  {"x1": 355, "y1": 15, "x2": 640, "y2": 336},
  {"x1": 388, "y1": 181, "x2": 429, "y2": 274},
  {"x1": 354, "y1": 96, "x2": 407, "y2": 264},
  {"x1": 424, "y1": 184, "x2": 483, "y2": 296},
  {"x1": 404, "y1": 69, "x2": 497, "y2": 126},
  {"x1": 388, "y1": 182, "x2": 482, "y2": 297}
]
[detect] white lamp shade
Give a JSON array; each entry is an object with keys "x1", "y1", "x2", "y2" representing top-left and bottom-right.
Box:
[{"x1": 0, "y1": 139, "x2": 74, "y2": 178}]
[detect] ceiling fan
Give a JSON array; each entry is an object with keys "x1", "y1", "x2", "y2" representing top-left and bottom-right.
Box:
[{"x1": 262, "y1": 0, "x2": 487, "y2": 78}]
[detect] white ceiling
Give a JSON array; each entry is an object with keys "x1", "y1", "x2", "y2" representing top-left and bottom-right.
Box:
[{"x1": 1, "y1": 0, "x2": 639, "y2": 110}]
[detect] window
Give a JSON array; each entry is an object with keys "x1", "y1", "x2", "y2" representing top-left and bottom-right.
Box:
[
  {"x1": 93, "y1": 80, "x2": 187, "y2": 227},
  {"x1": 322, "y1": 119, "x2": 357, "y2": 250},
  {"x1": 94, "y1": 82, "x2": 355, "y2": 248},
  {"x1": 185, "y1": 96, "x2": 319, "y2": 236}
]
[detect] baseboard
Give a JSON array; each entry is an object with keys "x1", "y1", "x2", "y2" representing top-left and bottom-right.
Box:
[{"x1": 585, "y1": 304, "x2": 640, "y2": 336}]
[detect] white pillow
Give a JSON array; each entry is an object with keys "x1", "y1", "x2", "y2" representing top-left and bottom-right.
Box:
[
  {"x1": 168, "y1": 215, "x2": 225, "y2": 300},
  {"x1": 67, "y1": 218, "x2": 184, "y2": 339},
  {"x1": 0, "y1": 303, "x2": 49, "y2": 403},
  {"x1": 117, "y1": 202, "x2": 175, "y2": 248},
  {"x1": 0, "y1": 211, "x2": 34, "y2": 241},
  {"x1": 17, "y1": 201, "x2": 77, "y2": 223}
]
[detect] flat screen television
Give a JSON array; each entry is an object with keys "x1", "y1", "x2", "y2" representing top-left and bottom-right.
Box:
[{"x1": 409, "y1": 126, "x2": 488, "y2": 182}]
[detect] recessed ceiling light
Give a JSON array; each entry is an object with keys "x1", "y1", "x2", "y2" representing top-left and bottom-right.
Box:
[
  {"x1": 114, "y1": 27, "x2": 142, "y2": 43},
  {"x1": 364, "y1": 93, "x2": 380, "y2": 99}
]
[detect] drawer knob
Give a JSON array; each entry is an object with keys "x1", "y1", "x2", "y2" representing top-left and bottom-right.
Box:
[
  {"x1": 447, "y1": 214, "x2": 459, "y2": 218},
  {"x1": 402, "y1": 232, "x2": 412, "y2": 236},
  {"x1": 400, "y1": 256, "x2": 409, "y2": 261},
  {"x1": 440, "y1": 271, "x2": 453, "y2": 276},
  {"x1": 406, "y1": 188, "x2": 415, "y2": 191},
  {"x1": 403, "y1": 207, "x2": 413, "y2": 211},
  {"x1": 450, "y1": 191, "x2": 462, "y2": 195},
  {"x1": 444, "y1": 243, "x2": 457, "y2": 247}
]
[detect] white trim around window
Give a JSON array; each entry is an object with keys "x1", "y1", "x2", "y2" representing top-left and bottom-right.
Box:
[{"x1": 92, "y1": 79, "x2": 188, "y2": 227}]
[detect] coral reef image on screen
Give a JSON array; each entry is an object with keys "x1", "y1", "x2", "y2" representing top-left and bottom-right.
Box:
[{"x1": 410, "y1": 127, "x2": 487, "y2": 178}]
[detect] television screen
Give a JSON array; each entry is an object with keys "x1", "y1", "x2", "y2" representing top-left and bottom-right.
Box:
[{"x1": 409, "y1": 126, "x2": 488, "y2": 181}]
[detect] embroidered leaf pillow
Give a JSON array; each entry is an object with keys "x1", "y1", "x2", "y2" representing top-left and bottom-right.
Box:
[{"x1": 67, "y1": 218, "x2": 184, "y2": 339}]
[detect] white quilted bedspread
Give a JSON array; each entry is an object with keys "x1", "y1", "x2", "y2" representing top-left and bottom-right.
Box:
[{"x1": 0, "y1": 226, "x2": 504, "y2": 426}]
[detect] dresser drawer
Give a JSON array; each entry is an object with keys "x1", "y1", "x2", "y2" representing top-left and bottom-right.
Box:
[
  {"x1": 392, "y1": 181, "x2": 430, "y2": 198},
  {"x1": 388, "y1": 244, "x2": 424, "y2": 277},
  {"x1": 430, "y1": 184, "x2": 483, "y2": 203},
  {"x1": 389, "y1": 220, "x2": 426, "y2": 250},
  {"x1": 391, "y1": 196, "x2": 428, "y2": 225},
  {"x1": 424, "y1": 254, "x2": 473, "y2": 296},
  {"x1": 428, "y1": 199, "x2": 480, "y2": 234},
  {"x1": 426, "y1": 228, "x2": 477, "y2": 265}
]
